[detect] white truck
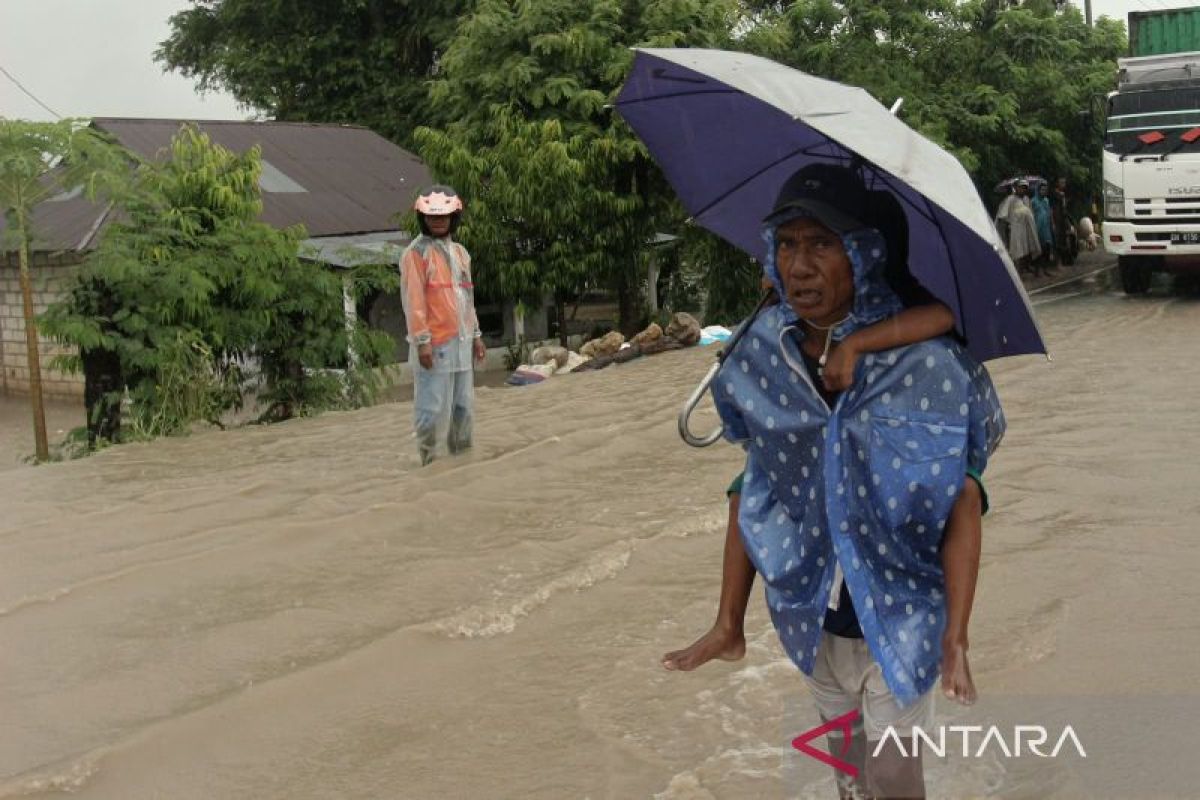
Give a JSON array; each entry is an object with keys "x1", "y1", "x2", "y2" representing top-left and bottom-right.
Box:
[{"x1": 1103, "y1": 52, "x2": 1200, "y2": 293}]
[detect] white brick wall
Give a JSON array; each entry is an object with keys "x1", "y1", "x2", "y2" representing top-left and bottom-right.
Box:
[{"x1": 0, "y1": 253, "x2": 84, "y2": 399}]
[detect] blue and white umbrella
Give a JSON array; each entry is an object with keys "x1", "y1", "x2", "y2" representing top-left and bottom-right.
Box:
[{"x1": 616, "y1": 48, "x2": 1046, "y2": 362}]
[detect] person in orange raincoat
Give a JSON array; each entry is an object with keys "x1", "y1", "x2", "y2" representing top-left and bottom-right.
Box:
[{"x1": 400, "y1": 185, "x2": 486, "y2": 465}]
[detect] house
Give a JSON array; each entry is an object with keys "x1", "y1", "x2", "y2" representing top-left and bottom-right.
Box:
[{"x1": 0, "y1": 118, "x2": 541, "y2": 399}]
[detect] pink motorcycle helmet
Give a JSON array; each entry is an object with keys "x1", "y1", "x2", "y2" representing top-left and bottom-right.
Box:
[
  {"x1": 414, "y1": 185, "x2": 463, "y2": 215},
  {"x1": 414, "y1": 185, "x2": 463, "y2": 236}
]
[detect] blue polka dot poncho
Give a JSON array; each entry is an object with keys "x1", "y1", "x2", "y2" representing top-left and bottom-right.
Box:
[{"x1": 713, "y1": 223, "x2": 1006, "y2": 705}]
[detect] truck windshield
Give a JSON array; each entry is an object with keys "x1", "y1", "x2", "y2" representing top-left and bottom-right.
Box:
[{"x1": 1106, "y1": 87, "x2": 1200, "y2": 155}]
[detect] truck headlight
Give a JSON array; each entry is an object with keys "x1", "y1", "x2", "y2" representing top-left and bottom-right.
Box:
[{"x1": 1104, "y1": 180, "x2": 1125, "y2": 219}]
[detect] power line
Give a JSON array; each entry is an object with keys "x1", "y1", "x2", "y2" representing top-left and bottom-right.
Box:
[{"x1": 0, "y1": 63, "x2": 62, "y2": 119}]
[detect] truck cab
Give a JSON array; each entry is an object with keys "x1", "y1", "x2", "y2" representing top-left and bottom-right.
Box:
[{"x1": 1103, "y1": 23, "x2": 1200, "y2": 294}]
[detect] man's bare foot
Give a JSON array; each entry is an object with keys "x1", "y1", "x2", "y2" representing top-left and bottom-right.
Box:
[
  {"x1": 662, "y1": 625, "x2": 746, "y2": 671},
  {"x1": 940, "y1": 638, "x2": 977, "y2": 705}
]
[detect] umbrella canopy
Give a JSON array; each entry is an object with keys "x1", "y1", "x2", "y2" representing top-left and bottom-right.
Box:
[
  {"x1": 615, "y1": 48, "x2": 1045, "y2": 362},
  {"x1": 994, "y1": 175, "x2": 1047, "y2": 195}
]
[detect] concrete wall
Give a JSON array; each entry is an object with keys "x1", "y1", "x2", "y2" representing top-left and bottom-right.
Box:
[
  {"x1": 500, "y1": 297, "x2": 551, "y2": 344},
  {"x1": 0, "y1": 252, "x2": 84, "y2": 399}
]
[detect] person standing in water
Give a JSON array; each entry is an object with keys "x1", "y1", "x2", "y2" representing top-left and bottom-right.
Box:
[
  {"x1": 664, "y1": 185, "x2": 990, "y2": 711},
  {"x1": 400, "y1": 185, "x2": 486, "y2": 465},
  {"x1": 996, "y1": 180, "x2": 1041, "y2": 274},
  {"x1": 663, "y1": 164, "x2": 1004, "y2": 798},
  {"x1": 1031, "y1": 183, "x2": 1056, "y2": 275}
]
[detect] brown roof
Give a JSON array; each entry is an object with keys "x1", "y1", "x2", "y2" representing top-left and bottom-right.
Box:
[{"x1": 2, "y1": 119, "x2": 432, "y2": 252}]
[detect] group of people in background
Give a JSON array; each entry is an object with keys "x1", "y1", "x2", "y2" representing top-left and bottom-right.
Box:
[{"x1": 995, "y1": 176, "x2": 1078, "y2": 276}]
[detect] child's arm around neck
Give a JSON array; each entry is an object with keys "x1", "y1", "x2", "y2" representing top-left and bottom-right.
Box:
[{"x1": 820, "y1": 303, "x2": 956, "y2": 391}]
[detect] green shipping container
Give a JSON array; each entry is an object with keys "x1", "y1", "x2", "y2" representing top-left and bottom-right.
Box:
[{"x1": 1129, "y1": 7, "x2": 1200, "y2": 56}]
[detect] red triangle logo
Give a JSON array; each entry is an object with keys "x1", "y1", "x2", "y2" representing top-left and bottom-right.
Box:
[{"x1": 791, "y1": 708, "x2": 861, "y2": 778}]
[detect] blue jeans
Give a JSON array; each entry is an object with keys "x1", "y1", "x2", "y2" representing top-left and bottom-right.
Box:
[{"x1": 413, "y1": 368, "x2": 474, "y2": 465}]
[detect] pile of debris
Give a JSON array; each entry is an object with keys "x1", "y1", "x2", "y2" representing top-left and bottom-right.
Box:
[{"x1": 506, "y1": 312, "x2": 706, "y2": 386}]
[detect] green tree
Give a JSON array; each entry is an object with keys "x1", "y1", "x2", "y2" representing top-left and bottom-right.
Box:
[
  {"x1": 688, "y1": 228, "x2": 762, "y2": 325},
  {"x1": 415, "y1": 0, "x2": 738, "y2": 336},
  {"x1": 0, "y1": 119, "x2": 126, "y2": 461},
  {"x1": 954, "y1": 2, "x2": 1125, "y2": 203},
  {"x1": 741, "y1": 1, "x2": 1123, "y2": 208},
  {"x1": 156, "y1": 0, "x2": 471, "y2": 146},
  {"x1": 157, "y1": 0, "x2": 1126, "y2": 333},
  {"x1": 42, "y1": 126, "x2": 393, "y2": 446}
]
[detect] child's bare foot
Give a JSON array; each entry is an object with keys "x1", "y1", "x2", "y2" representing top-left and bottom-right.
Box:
[
  {"x1": 940, "y1": 638, "x2": 977, "y2": 705},
  {"x1": 662, "y1": 624, "x2": 746, "y2": 671}
]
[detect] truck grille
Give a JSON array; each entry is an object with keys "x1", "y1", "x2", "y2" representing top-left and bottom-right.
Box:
[
  {"x1": 1128, "y1": 217, "x2": 1200, "y2": 226},
  {"x1": 1133, "y1": 197, "x2": 1200, "y2": 219}
]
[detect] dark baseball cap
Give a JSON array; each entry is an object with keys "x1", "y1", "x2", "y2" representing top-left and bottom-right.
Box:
[{"x1": 764, "y1": 163, "x2": 870, "y2": 234}]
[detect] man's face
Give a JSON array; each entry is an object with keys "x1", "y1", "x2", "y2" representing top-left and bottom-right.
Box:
[
  {"x1": 1056, "y1": 178, "x2": 1067, "y2": 191},
  {"x1": 775, "y1": 217, "x2": 855, "y2": 326},
  {"x1": 1016, "y1": 184, "x2": 1028, "y2": 197},
  {"x1": 425, "y1": 214, "x2": 452, "y2": 237}
]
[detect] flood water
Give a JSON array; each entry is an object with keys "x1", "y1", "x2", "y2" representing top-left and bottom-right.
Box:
[
  {"x1": 2, "y1": 279, "x2": 1199, "y2": 799},
  {"x1": 0, "y1": 397, "x2": 83, "y2": 472}
]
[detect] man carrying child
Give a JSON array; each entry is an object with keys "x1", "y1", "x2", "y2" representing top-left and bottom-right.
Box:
[{"x1": 665, "y1": 163, "x2": 1005, "y2": 799}]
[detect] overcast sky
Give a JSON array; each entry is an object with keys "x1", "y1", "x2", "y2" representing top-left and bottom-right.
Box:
[
  {"x1": 1, "y1": 0, "x2": 1196, "y2": 123},
  {"x1": 0, "y1": 0, "x2": 245, "y2": 122}
]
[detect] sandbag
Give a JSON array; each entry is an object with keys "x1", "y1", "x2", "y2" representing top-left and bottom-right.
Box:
[
  {"x1": 530, "y1": 345, "x2": 569, "y2": 368},
  {"x1": 665, "y1": 312, "x2": 701, "y2": 346},
  {"x1": 506, "y1": 367, "x2": 548, "y2": 386},
  {"x1": 631, "y1": 322, "x2": 664, "y2": 348},
  {"x1": 580, "y1": 331, "x2": 625, "y2": 359},
  {"x1": 560, "y1": 351, "x2": 589, "y2": 373}
]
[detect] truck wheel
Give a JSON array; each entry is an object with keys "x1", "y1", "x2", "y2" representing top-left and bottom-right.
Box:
[{"x1": 1118, "y1": 256, "x2": 1152, "y2": 295}]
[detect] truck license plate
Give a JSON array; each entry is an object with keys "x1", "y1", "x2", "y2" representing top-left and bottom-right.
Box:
[{"x1": 1170, "y1": 232, "x2": 1200, "y2": 244}]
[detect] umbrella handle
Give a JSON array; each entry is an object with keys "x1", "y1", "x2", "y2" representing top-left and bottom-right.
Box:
[
  {"x1": 678, "y1": 361, "x2": 724, "y2": 447},
  {"x1": 678, "y1": 290, "x2": 775, "y2": 448}
]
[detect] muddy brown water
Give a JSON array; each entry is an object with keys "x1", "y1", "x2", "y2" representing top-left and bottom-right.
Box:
[{"x1": 2, "y1": 280, "x2": 1199, "y2": 798}]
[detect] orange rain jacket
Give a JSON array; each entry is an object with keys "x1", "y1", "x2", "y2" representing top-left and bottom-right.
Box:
[{"x1": 400, "y1": 236, "x2": 481, "y2": 348}]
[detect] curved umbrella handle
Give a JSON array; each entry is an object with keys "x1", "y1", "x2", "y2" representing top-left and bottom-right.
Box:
[
  {"x1": 677, "y1": 289, "x2": 776, "y2": 448},
  {"x1": 678, "y1": 360, "x2": 724, "y2": 448}
]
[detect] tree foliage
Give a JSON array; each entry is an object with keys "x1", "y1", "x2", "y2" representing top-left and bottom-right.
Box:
[
  {"x1": 414, "y1": 0, "x2": 738, "y2": 333},
  {"x1": 0, "y1": 119, "x2": 127, "y2": 239},
  {"x1": 159, "y1": 1, "x2": 1127, "y2": 330},
  {"x1": 693, "y1": 0, "x2": 1123, "y2": 322},
  {"x1": 0, "y1": 119, "x2": 130, "y2": 460},
  {"x1": 741, "y1": 0, "x2": 1124, "y2": 206},
  {"x1": 41, "y1": 126, "x2": 393, "y2": 444},
  {"x1": 156, "y1": 0, "x2": 470, "y2": 146}
]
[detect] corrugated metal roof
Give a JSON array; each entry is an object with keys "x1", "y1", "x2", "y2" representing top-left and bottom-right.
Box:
[
  {"x1": 12, "y1": 191, "x2": 109, "y2": 252},
  {"x1": 1, "y1": 119, "x2": 431, "y2": 252},
  {"x1": 300, "y1": 231, "x2": 412, "y2": 269}
]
